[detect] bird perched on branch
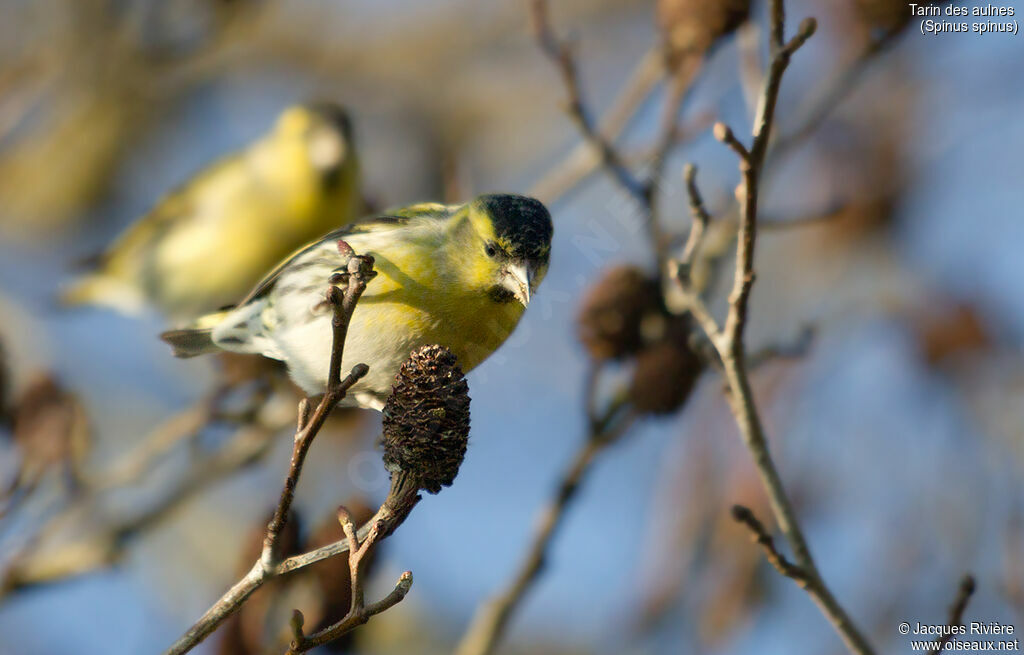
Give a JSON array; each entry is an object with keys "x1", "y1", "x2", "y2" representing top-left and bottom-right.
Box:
[
  {"x1": 161, "y1": 194, "x2": 553, "y2": 410},
  {"x1": 62, "y1": 102, "x2": 362, "y2": 320}
]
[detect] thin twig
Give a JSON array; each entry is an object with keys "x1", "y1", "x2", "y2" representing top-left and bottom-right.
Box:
[
  {"x1": 460, "y1": 3, "x2": 889, "y2": 654},
  {"x1": 731, "y1": 505, "x2": 808, "y2": 584},
  {"x1": 262, "y1": 254, "x2": 375, "y2": 569},
  {"x1": 675, "y1": 6, "x2": 875, "y2": 655},
  {"x1": 713, "y1": 122, "x2": 751, "y2": 163},
  {"x1": 643, "y1": 57, "x2": 702, "y2": 261},
  {"x1": 0, "y1": 419, "x2": 281, "y2": 597},
  {"x1": 285, "y1": 507, "x2": 415, "y2": 654},
  {"x1": 528, "y1": 45, "x2": 663, "y2": 203},
  {"x1": 454, "y1": 380, "x2": 636, "y2": 655},
  {"x1": 530, "y1": 0, "x2": 705, "y2": 263},
  {"x1": 533, "y1": 5, "x2": 908, "y2": 221},
  {"x1": 927, "y1": 576, "x2": 977, "y2": 655},
  {"x1": 530, "y1": 112, "x2": 714, "y2": 207},
  {"x1": 164, "y1": 252, "x2": 379, "y2": 655},
  {"x1": 93, "y1": 383, "x2": 234, "y2": 491},
  {"x1": 772, "y1": 27, "x2": 904, "y2": 160},
  {"x1": 678, "y1": 163, "x2": 710, "y2": 266},
  {"x1": 528, "y1": 0, "x2": 646, "y2": 204}
]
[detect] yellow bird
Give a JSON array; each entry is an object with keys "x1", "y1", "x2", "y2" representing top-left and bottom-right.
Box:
[
  {"x1": 62, "y1": 103, "x2": 361, "y2": 321},
  {"x1": 161, "y1": 194, "x2": 553, "y2": 410}
]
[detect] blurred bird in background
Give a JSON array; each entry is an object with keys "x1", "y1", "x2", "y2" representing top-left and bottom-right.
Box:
[
  {"x1": 162, "y1": 194, "x2": 553, "y2": 409},
  {"x1": 61, "y1": 102, "x2": 362, "y2": 321}
]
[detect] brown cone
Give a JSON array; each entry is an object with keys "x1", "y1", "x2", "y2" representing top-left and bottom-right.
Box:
[
  {"x1": 382, "y1": 345, "x2": 470, "y2": 494},
  {"x1": 577, "y1": 265, "x2": 662, "y2": 361},
  {"x1": 657, "y1": 0, "x2": 750, "y2": 66},
  {"x1": 630, "y1": 338, "x2": 703, "y2": 415}
]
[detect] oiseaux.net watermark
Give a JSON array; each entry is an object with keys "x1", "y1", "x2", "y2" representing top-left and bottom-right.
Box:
[{"x1": 898, "y1": 620, "x2": 1020, "y2": 652}]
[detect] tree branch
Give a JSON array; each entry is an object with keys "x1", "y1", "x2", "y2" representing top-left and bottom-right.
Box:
[
  {"x1": 454, "y1": 376, "x2": 636, "y2": 655},
  {"x1": 528, "y1": 0, "x2": 646, "y2": 204},
  {"x1": 927, "y1": 575, "x2": 977, "y2": 655},
  {"x1": 673, "y1": 5, "x2": 875, "y2": 654},
  {"x1": 731, "y1": 505, "x2": 808, "y2": 584},
  {"x1": 163, "y1": 250, "x2": 383, "y2": 655},
  {"x1": 529, "y1": 0, "x2": 710, "y2": 264},
  {"x1": 285, "y1": 506, "x2": 414, "y2": 654},
  {"x1": 527, "y1": 45, "x2": 663, "y2": 203}
]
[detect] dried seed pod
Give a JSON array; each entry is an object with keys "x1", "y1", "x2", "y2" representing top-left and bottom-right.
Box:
[
  {"x1": 629, "y1": 338, "x2": 703, "y2": 415},
  {"x1": 657, "y1": 0, "x2": 750, "y2": 65},
  {"x1": 382, "y1": 345, "x2": 470, "y2": 494},
  {"x1": 9, "y1": 374, "x2": 89, "y2": 478},
  {"x1": 577, "y1": 265, "x2": 662, "y2": 361}
]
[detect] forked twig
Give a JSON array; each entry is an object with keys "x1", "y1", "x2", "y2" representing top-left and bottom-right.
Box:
[
  {"x1": 285, "y1": 505, "x2": 414, "y2": 654},
  {"x1": 528, "y1": 0, "x2": 646, "y2": 204},
  {"x1": 672, "y1": 5, "x2": 874, "y2": 654},
  {"x1": 162, "y1": 252, "x2": 408, "y2": 655}
]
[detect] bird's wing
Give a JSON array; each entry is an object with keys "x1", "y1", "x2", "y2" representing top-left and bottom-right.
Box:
[
  {"x1": 235, "y1": 202, "x2": 457, "y2": 306},
  {"x1": 234, "y1": 213, "x2": 413, "y2": 306}
]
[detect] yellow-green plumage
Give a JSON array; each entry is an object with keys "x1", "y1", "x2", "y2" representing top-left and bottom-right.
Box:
[
  {"x1": 161, "y1": 194, "x2": 553, "y2": 410},
  {"x1": 63, "y1": 103, "x2": 361, "y2": 321}
]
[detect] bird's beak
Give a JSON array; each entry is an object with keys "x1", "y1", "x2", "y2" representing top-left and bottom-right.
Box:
[{"x1": 504, "y1": 262, "x2": 532, "y2": 307}]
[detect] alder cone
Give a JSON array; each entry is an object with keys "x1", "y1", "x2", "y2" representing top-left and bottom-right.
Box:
[
  {"x1": 9, "y1": 375, "x2": 88, "y2": 472},
  {"x1": 382, "y1": 345, "x2": 470, "y2": 494},
  {"x1": 657, "y1": 0, "x2": 750, "y2": 62},
  {"x1": 629, "y1": 339, "x2": 702, "y2": 415},
  {"x1": 577, "y1": 265, "x2": 661, "y2": 361}
]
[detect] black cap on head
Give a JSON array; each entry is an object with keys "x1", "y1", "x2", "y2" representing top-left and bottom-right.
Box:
[
  {"x1": 304, "y1": 101, "x2": 354, "y2": 142},
  {"x1": 476, "y1": 194, "x2": 553, "y2": 264}
]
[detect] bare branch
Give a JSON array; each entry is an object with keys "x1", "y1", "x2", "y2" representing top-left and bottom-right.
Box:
[
  {"x1": 678, "y1": 163, "x2": 710, "y2": 268},
  {"x1": 528, "y1": 45, "x2": 663, "y2": 203},
  {"x1": 769, "y1": 0, "x2": 786, "y2": 52},
  {"x1": 731, "y1": 505, "x2": 808, "y2": 584},
  {"x1": 773, "y1": 26, "x2": 904, "y2": 160},
  {"x1": 927, "y1": 576, "x2": 977, "y2": 655},
  {"x1": 643, "y1": 57, "x2": 703, "y2": 261},
  {"x1": 262, "y1": 254, "x2": 375, "y2": 569},
  {"x1": 1, "y1": 418, "x2": 281, "y2": 597},
  {"x1": 454, "y1": 377, "x2": 636, "y2": 655},
  {"x1": 527, "y1": 0, "x2": 646, "y2": 203},
  {"x1": 164, "y1": 251, "x2": 383, "y2": 655},
  {"x1": 674, "y1": 6, "x2": 874, "y2": 655},
  {"x1": 285, "y1": 506, "x2": 415, "y2": 654},
  {"x1": 713, "y1": 122, "x2": 751, "y2": 163}
]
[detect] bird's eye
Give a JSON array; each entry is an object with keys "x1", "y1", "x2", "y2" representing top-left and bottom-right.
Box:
[{"x1": 484, "y1": 243, "x2": 498, "y2": 258}]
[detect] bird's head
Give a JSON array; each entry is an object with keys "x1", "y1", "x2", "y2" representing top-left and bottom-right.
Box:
[
  {"x1": 275, "y1": 102, "x2": 357, "y2": 186},
  {"x1": 455, "y1": 194, "x2": 553, "y2": 308}
]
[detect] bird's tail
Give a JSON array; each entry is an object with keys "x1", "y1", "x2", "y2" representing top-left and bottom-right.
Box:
[{"x1": 160, "y1": 310, "x2": 232, "y2": 358}]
